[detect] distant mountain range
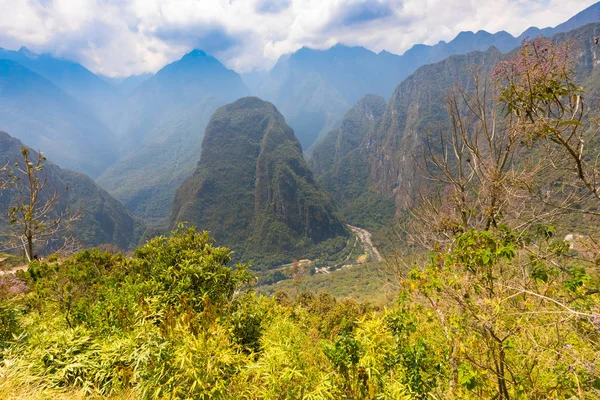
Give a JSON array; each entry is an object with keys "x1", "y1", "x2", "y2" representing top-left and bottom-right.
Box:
[
  {"x1": 309, "y1": 22, "x2": 600, "y2": 230},
  {"x1": 0, "y1": 1, "x2": 597, "y2": 249},
  {"x1": 0, "y1": 59, "x2": 117, "y2": 177},
  {"x1": 0, "y1": 46, "x2": 122, "y2": 127},
  {"x1": 96, "y1": 50, "x2": 249, "y2": 225},
  {"x1": 99, "y1": 73, "x2": 152, "y2": 95},
  {"x1": 398, "y1": 1, "x2": 600, "y2": 69},
  {"x1": 251, "y1": 1, "x2": 600, "y2": 152}
]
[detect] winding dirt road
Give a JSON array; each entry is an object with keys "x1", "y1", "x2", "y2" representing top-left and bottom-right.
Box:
[{"x1": 348, "y1": 225, "x2": 383, "y2": 262}]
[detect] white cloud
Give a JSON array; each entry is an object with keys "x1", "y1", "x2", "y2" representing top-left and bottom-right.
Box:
[{"x1": 0, "y1": 0, "x2": 595, "y2": 76}]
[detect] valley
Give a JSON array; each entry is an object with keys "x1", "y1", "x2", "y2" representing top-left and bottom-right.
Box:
[
  {"x1": 0, "y1": 1, "x2": 599, "y2": 398},
  {"x1": 348, "y1": 225, "x2": 382, "y2": 263}
]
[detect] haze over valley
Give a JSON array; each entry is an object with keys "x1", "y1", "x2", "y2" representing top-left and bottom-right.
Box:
[{"x1": 1, "y1": 1, "x2": 600, "y2": 398}]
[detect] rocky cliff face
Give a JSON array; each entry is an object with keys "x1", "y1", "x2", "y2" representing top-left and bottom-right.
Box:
[
  {"x1": 316, "y1": 23, "x2": 600, "y2": 222},
  {"x1": 366, "y1": 48, "x2": 504, "y2": 210},
  {"x1": 310, "y1": 94, "x2": 387, "y2": 177},
  {"x1": 372, "y1": 23, "x2": 600, "y2": 211},
  {"x1": 309, "y1": 95, "x2": 395, "y2": 229},
  {"x1": 170, "y1": 97, "x2": 347, "y2": 265}
]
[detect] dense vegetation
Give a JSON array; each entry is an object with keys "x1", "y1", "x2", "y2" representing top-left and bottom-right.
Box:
[
  {"x1": 257, "y1": 262, "x2": 394, "y2": 304},
  {"x1": 1, "y1": 217, "x2": 598, "y2": 398},
  {"x1": 2, "y1": 11, "x2": 600, "y2": 400},
  {"x1": 170, "y1": 97, "x2": 348, "y2": 267}
]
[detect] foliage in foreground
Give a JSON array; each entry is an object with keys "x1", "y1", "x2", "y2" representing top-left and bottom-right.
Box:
[
  {"x1": 2, "y1": 37, "x2": 600, "y2": 400},
  {"x1": 0, "y1": 225, "x2": 597, "y2": 399}
]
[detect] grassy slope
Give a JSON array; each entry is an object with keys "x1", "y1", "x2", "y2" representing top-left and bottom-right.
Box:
[{"x1": 256, "y1": 262, "x2": 397, "y2": 305}]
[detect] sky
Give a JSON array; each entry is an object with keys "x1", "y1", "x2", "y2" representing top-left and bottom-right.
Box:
[{"x1": 0, "y1": 0, "x2": 596, "y2": 77}]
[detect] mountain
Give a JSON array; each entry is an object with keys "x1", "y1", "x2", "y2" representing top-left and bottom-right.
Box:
[
  {"x1": 0, "y1": 59, "x2": 117, "y2": 178},
  {"x1": 114, "y1": 49, "x2": 248, "y2": 150},
  {"x1": 310, "y1": 95, "x2": 395, "y2": 230},
  {"x1": 170, "y1": 97, "x2": 348, "y2": 266},
  {"x1": 399, "y1": 30, "x2": 516, "y2": 69},
  {"x1": 100, "y1": 73, "x2": 153, "y2": 95},
  {"x1": 256, "y1": 2, "x2": 600, "y2": 153},
  {"x1": 0, "y1": 46, "x2": 122, "y2": 126},
  {"x1": 0, "y1": 131, "x2": 143, "y2": 250},
  {"x1": 370, "y1": 22, "x2": 600, "y2": 212},
  {"x1": 317, "y1": 22, "x2": 600, "y2": 228},
  {"x1": 97, "y1": 50, "x2": 249, "y2": 225},
  {"x1": 254, "y1": 45, "x2": 409, "y2": 151},
  {"x1": 519, "y1": 1, "x2": 600, "y2": 40},
  {"x1": 400, "y1": 2, "x2": 600, "y2": 68},
  {"x1": 310, "y1": 94, "x2": 386, "y2": 177},
  {"x1": 116, "y1": 73, "x2": 153, "y2": 95},
  {"x1": 367, "y1": 47, "x2": 505, "y2": 210}
]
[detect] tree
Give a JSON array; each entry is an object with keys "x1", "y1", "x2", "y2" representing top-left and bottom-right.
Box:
[
  {"x1": 395, "y1": 38, "x2": 600, "y2": 399},
  {"x1": 493, "y1": 37, "x2": 600, "y2": 215},
  {"x1": 412, "y1": 72, "x2": 556, "y2": 249},
  {"x1": 8, "y1": 148, "x2": 79, "y2": 262}
]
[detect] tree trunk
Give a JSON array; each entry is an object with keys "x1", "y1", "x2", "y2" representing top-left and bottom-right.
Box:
[
  {"x1": 497, "y1": 344, "x2": 510, "y2": 400},
  {"x1": 26, "y1": 234, "x2": 33, "y2": 262}
]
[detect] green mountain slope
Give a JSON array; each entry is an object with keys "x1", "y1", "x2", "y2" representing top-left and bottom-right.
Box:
[
  {"x1": 310, "y1": 95, "x2": 395, "y2": 230},
  {"x1": 318, "y1": 22, "x2": 600, "y2": 229},
  {"x1": 367, "y1": 47, "x2": 505, "y2": 210},
  {"x1": 310, "y1": 94, "x2": 386, "y2": 177},
  {"x1": 0, "y1": 131, "x2": 143, "y2": 250},
  {"x1": 170, "y1": 97, "x2": 348, "y2": 266}
]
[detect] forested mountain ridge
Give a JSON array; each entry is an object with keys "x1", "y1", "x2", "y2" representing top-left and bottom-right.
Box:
[
  {"x1": 310, "y1": 94, "x2": 386, "y2": 177},
  {"x1": 0, "y1": 131, "x2": 143, "y2": 250},
  {"x1": 312, "y1": 22, "x2": 600, "y2": 224},
  {"x1": 170, "y1": 97, "x2": 348, "y2": 266},
  {"x1": 310, "y1": 95, "x2": 396, "y2": 230},
  {"x1": 96, "y1": 50, "x2": 249, "y2": 225},
  {"x1": 253, "y1": 2, "x2": 600, "y2": 152},
  {"x1": 0, "y1": 46, "x2": 122, "y2": 127},
  {"x1": 0, "y1": 59, "x2": 117, "y2": 178}
]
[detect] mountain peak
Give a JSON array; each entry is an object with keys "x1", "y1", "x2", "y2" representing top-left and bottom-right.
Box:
[
  {"x1": 174, "y1": 49, "x2": 227, "y2": 70},
  {"x1": 183, "y1": 49, "x2": 208, "y2": 58},
  {"x1": 18, "y1": 46, "x2": 34, "y2": 57},
  {"x1": 293, "y1": 43, "x2": 372, "y2": 57},
  {"x1": 170, "y1": 97, "x2": 347, "y2": 265},
  {"x1": 455, "y1": 31, "x2": 475, "y2": 39}
]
